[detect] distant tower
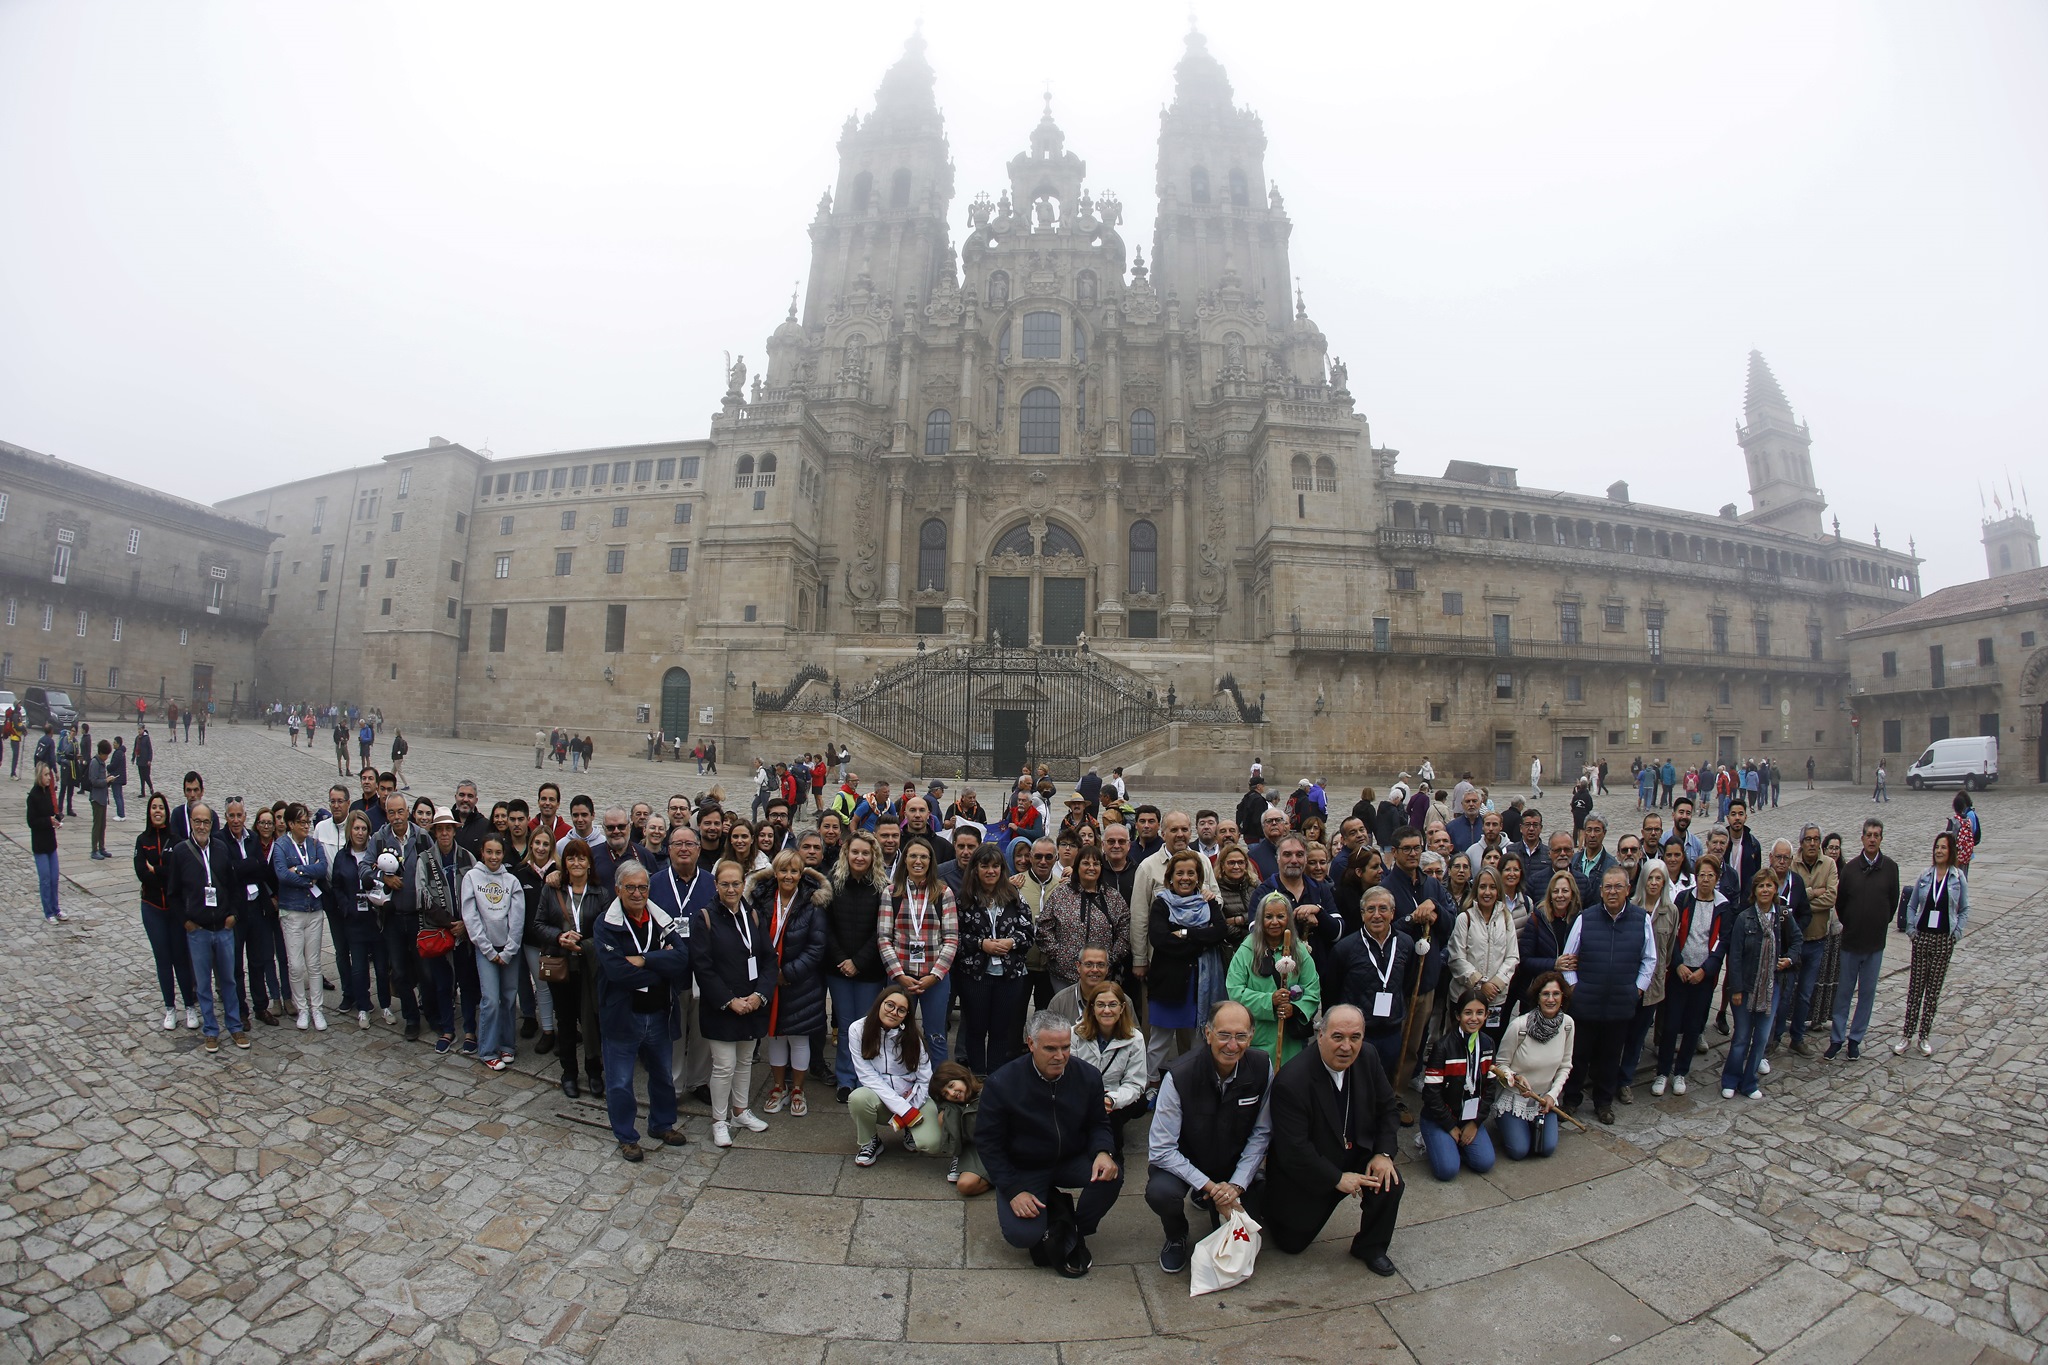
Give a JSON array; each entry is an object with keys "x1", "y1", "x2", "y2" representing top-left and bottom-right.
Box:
[
  {"x1": 1736, "y1": 350, "x2": 1826, "y2": 538},
  {"x1": 1151, "y1": 30, "x2": 1294, "y2": 304},
  {"x1": 1983, "y1": 505, "x2": 2041, "y2": 578}
]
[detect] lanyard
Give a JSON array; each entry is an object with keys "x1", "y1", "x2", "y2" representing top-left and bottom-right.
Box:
[
  {"x1": 568, "y1": 886, "x2": 587, "y2": 931},
  {"x1": 666, "y1": 866, "x2": 703, "y2": 914},
  {"x1": 198, "y1": 843, "x2": 212, "y2": 886},
  {"x1": 285, "y1": 835, "x2": 306, "y2": 869},
  {"x1": 1362, "y1": 931, "x2": 1397, "y2": 991},
  {"x1": 730, "y1": 902, "x2": 755, "y2": 956},
  {"x1": 907, "y1": 886, "x2": 929, "y2": 942},
  {"x1": 624, "y1": 909, "x2": 653, "y2": 956},
  {"x1": 773, "y1": 890, "x2": 794, "y2": 947},
  {"x1": 1466, "y1": 1031, "x2": 1481, "y2": 1089}
]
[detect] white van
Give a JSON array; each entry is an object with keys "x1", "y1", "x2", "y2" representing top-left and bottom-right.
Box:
[{"x1": 1905, "y1": 735, "x2": 1998, "y2": 791}]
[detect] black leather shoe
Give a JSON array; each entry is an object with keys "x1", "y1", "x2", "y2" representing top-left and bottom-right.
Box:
[
  {"x1": 402, "y1": 1021, "x2": 421, "y2": 1041},
  {"x1": 536, "y1": 1031, "x2": 555, "y2": 1055},
  {"x1": 520, "y1": 1018, "x2": 539, "y2": 1039},
  {"x1": 560, "y1": 1076, "x2": 580, "y2": 1099},
  {"x1": 1351, "y1": 1246, "x2": 1398, "y2": 1277},
  {"x1": 836, "y1": 1086, "x2": 852, "y2": 1105}
]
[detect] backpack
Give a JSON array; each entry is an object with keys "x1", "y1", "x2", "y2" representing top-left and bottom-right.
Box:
[{"x1": 1947, "y1": 813, "x2": 1978, "y2": 868}]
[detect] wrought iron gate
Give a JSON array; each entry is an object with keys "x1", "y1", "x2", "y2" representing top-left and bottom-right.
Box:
[{"x1": 831, "y1": 642, "x2": 1176, "y2": 780}]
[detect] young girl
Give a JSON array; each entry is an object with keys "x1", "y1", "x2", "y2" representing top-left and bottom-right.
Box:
[
  {"x1": 460, "y1": 833, "x2": 526, "y2": 1071},
  {"x1": 1419, "y1": 989, "x2": 1498, "y2": 1181},
  {"x1": 932, "y1": 1061, "x2": 989, "y2": 1194}
]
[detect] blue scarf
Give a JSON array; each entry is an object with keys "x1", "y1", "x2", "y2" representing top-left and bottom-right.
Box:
[{"x1": 1163, "y1": 889, "x2": 1211, "y2": 929}]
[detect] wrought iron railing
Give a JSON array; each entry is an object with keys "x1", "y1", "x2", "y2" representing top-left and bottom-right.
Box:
[{"x1": 752, "y1": 663, "x2": 829, "y2": 712}]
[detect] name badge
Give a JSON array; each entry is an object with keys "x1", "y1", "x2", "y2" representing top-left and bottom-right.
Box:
[
  {"x1": 309, "y1": 884, "x2": 322, "y2": 900},
  {"x1": 909, "y1": 951, "x2": 926, "y2": 974},
  {"x1": 1461, "y1": 1097, "x2": 1481, "y2": 1122},
  {"x1": 246, "y1": 885, "x2": 258, "y2": 901},
  {"x1": 203, "y1": 886, "x2": 218, "y2": 908},
  {"x1": 1373, "y1": 991, "x2": 1394, "y2": 1018},
  {"x1": 678, "y1": 921, "x2": 690, "y2": 938},
  {"x1": 1926, "y1": 909, "x2": 1943, "y2": 931},
  {"x1": 746, "y1": 959, "x2": 759, "y2": 981},
  {"x1": 1237, "y1": 1096, "x2": 1259, "y2": 1106}
]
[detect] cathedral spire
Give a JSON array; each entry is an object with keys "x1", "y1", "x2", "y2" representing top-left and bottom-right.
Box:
[
  {"x1": 1744, "y1": 349, "x2": 1791, "y2": 417},
  {"x1": 871, "y1": 27, "x2": 939, "y2": 124},
  {"x1": 1171, "y1": 28, "x2": 1235, "y2": 110}
]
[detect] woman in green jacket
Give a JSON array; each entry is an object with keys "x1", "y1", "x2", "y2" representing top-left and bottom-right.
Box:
[{"x1": 1225, "y1": 891, "x2": 1323, "y2": 1067}]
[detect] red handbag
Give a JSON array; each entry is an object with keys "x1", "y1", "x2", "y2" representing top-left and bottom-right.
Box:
[{"x1": 416, "y1": 925, "x2": 458, "y2": 959}]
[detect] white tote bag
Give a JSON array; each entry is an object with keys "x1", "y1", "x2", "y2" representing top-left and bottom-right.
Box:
[{"x1": 1189, "y1": 1207, "x2": 1263, "y2": 1297}]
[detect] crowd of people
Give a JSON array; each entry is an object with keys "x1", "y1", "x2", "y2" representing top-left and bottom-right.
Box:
[{"x1": 63, "y1": 741, "x2": 1984, "y2": 1281}]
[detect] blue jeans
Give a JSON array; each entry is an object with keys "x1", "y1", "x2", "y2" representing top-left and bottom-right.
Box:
[
  {"x1": 33, "y1": 851, "x2": 60, "y2": 919},
  {"x1": 1721, "y1": 1006, "x2": 1769, "y2": 1093},
  {"x1": 916, "y1": 976, "x2": 953, "y2": 1066},
  {"x1": 1496, "y1": 1111, "x2": 1559, "y2": 1160},
  {"x1": 1777, "y1": 938, "x2": 1826, "y2": 1045},
  {"x1": 602, "y1": 1010, "x2": 677, "y2": 1144},
  {"x1": 828, "y1": 976, "x2": 883, "y2": 1090},
  {"x1": 111, "y1": 785, "x2": 126, "y2": 819},
  {"x1": 142, "y1": 902, "x2": 196, "y2": 1009},
  {"x1": 1832, "y1": 949, "x2": 1884, "y2": 1045},
  {"x1": 190, "y1": 926, "x2": 243, "y2": 1035},
  {"x1": 343, "y1": 913, "x2": 389, "y2": 1009},
  {"x1": 475, "y1": 949, "x2": 521, "y2": 1058},
  {"x1": 1364, "y1": 1028, "x2": 1404, "y2": 1085},
  {"x1": 427, "y1": 947, "x2": 480, "y2": 1037},
  {"x1": 1419, "y1": 1117, "x2": 1496, "y2": 1181}
]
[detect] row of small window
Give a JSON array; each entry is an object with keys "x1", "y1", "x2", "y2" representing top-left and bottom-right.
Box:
[
  {"x1": 462, "y1": 604, "x2": 633, "y2": 654},
  {"x1": 1415, "y1": 586, "x2": 1821, "y2": 658},
  {"x1": 496, "y1": 504, "x2": 695, "y2": 536},
  {"x1": 1879, "y1": 716, "x2": 1999, "y2": 754},
  {"x1": 1878, "y1": 636, "x2": 2013, "y2": 679},
  {"x1": 480, "y1": 457, "x2": 700, "y2": 499},
  {"x1": 1463, "y1": 672, "x2": 1821, "y2": 708},
  {"x1": 997, "y1": 314, "x2": 1086, "y2": 365},
  {"x1": 922, "y1": 404, "x2": 1153, "y2": 457},
  {"x1": 491, "y1": 546, "x2": 691, "y2": 578},
  {"x1": 0, "y1": 656, "x2": 125, "y2": 688},
  {"x1": 4, "y1": 601, "x2": 124, "y2": 639}
]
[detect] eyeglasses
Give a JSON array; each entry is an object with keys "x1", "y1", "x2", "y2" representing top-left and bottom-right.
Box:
[
  {"x1": 1211, "y1": 1031, "x2": 1252, "y2": 1044},
  {"x1": 604, "y1": 824, "x2": 628, "y2": 832}
]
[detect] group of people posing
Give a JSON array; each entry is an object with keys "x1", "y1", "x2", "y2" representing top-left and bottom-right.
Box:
[{"x1": 107, "y1": 752, "x2": 1977, "y2": 1283}]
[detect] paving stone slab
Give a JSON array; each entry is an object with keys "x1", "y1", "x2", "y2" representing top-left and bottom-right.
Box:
[
  {"x1": 1382, "y1": 1251, "x2": 1667, "y2": 1365},
  {"x1": 906, "y1": 1266, "x2": 1149, "y2": 1343},
  {"x1": 1475, "y1": 1131, "x2": 1633, "y2": 1200},
  {"x1": 826, "y1": 1344, "x2": 1060, "y2": 1365},
  {"x1": 1393, "y1": 1168, "x2": 1691, "y2": 1291},
  {"x1": 592, "y1": 1316, "x2": 824, "y2": 1364},
  {"x1": 1062, "y1": 1302, "x2": 1417, "y2": 1363},
  {"x1": 848, "y1": 1198, "x2": 966, "y2": 1269},
  {"x1": 1858, "y1": 1312, "x2": 1991, "y2": 1365},
  {"x1": 704, "y1": 1148, "x2": 845, "y2": 1196},
  {"x1": 1580, "y1": 1203, "x2": 1784, "y2": 1321},
  {"x1": 668, "y1": 1188, "x2": 856, "y2": 1265},
  {"x1": 1131, "y1": 1256, "x2": 1412, "y2": 1336},
  {"x1": 834, "y1": 1154, "x2": 961, "y2": 1201},
  {"x1": 629, "y1": 1251, "x2": 907, "y2": 1340},
  {"x1": 1713, "y1": 1263, "x2": 1862, "y2": 1354},
  {"x1": 1601, "y1": 1319, "x2": 1764, "y2": 1365}
]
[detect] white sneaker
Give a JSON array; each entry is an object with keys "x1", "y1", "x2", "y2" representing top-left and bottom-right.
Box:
[
  {"x1": 1919, "y1": 1038, "x2": 1933, "y2": 1056},
  {"x1": 185, "y1": 1008, "x2": 200, "y2": 1030},
  {"x1": 162, "y1": 1009, "x2": 178, "y2": 1031},
  {"x1": 358, "y1": 1011, "x2": 370, "y2": 1031},
  {"x1": 711, "y1": 1121, "x2": 733, "y2": 1148},
  {"x1": 732, "y1": 1109, "x2": 768, "y2": 1133},
  {"x1": 1757, "y1": 1058, "x2": 1771, "y2": 1076},
  {"x1": 1747, "y1": 1089, "x2": 1764, "y2": 1100},
  {"x1": 1672, "y1": 1076, "x2": 1688, "y2": 1095},
  {"x1": 1650, "y1": 1075, "x2": 1667, "y2": 1097},
  {"x1": 1721, "y1": 1087, "x2": 1736, "y2": 1099},
  {"x1": 382, "y1": 1007, "x2": 396, "y2": 1025},
  {"x1": 295, "y1": 1009, "x2": 310, "y2": 1031},
  {"x1": 311, "y1": 1010, "x2": 328, "y2": 1032},
  {"x1": 1892, "y1": 1039, "x2": 1908, "y2": 1056}
]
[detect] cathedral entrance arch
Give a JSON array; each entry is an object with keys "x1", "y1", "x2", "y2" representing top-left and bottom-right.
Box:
[{"x1": 984, "y1": 520, "x2": 1090, "y2": 646}]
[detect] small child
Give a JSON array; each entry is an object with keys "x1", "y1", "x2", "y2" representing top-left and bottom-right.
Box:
[{"x1": 931, "y1": 1062, "x2": 990, "y2": 1196}]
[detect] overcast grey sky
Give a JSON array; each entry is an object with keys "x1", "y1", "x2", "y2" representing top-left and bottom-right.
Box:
[{"x1": 3, "y1": 1, "x2": 2042, "y2": 591}]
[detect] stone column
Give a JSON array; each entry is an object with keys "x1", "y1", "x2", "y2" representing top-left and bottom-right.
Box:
[
  {"x1": 892, "y1": 336, "x2": 914, "y2": 453},
  {"x1": 955, "y1": 335, "x2": 976, "y2": 451},
  {"x1": 1097, "y1": 477, "x2": 1124, "y2": 637},
  {"x1": 1167, "y1": 464, "x2": 1192, "y2": 639},
  {"x1": 1103, "y1": 324, "x2": 1123, "y2": 453},
  {"x1": 945, "y1": 465, "x2": 971, "y2": 633},
  {"x1": 880, "y1": 470, "x2": 906, "y2": 632}
]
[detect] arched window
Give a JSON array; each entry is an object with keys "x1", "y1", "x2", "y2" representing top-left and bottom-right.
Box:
[
  {"x1": 1020, "y1": 387, "x2": 1061, "y2": 454},
  {"x1": 1315, "y1": 456, "x2": 1337, "y2": 491},
  {"x1": 889, "y1": 168, "x2": 911, "y2": 209},
  {"x1": 1043, "y1": 524, "x2": 1084, "y2": 557},
  {"x1": 851, "y1": 171, "x2": 872, "y2": 213},
  {"x1": 1129, "y1": 408, "x2": 1157, "y2": 456},
  {"x1": 758, "y1": 453, "x2": 778, "y2": 475},
  {"x1": 1128, "y1": 520, "x2": 1158, "y2": 593},
  {"x1": 993, "y1": 523, "x2": 1036, "y2": 556},
  {"x1": 924, "y1": 408, "x2": 952, "y2": 455},
  {"x1": 1022, "y1": 311, "x2": 1062, "y2": 359},
  {"x1": 917, "y1": 518, "x2": 948, "y2": 592},
  {"x1": 734, "y1": 452, "x2": 755, "y2": 487},
  {"x1": 1290, "y1": 453, "x2": 1312, "y2": 490},
  {"x1": 1228, "y1": 169, "x2": 1249, "y2": 206},
  {"x1": 1190, "y1": 167, "x2": 1210, "y2": 204}
]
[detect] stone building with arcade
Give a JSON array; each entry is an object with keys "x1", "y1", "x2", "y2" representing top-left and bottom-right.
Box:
[{"x1": 215, "y1": 30, "x2": 1926, "y2": 787}]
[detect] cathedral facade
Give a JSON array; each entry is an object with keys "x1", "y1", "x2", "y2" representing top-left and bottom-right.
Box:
[{"x1": 215, "y1": 33, "x2": 1922, "y2": 786}]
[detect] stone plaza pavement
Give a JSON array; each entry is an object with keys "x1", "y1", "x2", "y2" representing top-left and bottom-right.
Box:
[{"x1": 0, "y1": 724, "x2": 2042, "y2": 1363}]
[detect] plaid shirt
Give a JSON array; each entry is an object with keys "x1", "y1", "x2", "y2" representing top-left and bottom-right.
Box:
[{"x1": 877, "y1": 880, "x2": 959, "y2": 980}]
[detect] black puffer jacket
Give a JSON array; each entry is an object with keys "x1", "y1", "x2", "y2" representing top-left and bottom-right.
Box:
[
  {"x1": 825, "y1": 872, "x2": 887, "y2": 982},
  {"x1": 746, "y1": 868, "x2": 830, "y2": 1037}
]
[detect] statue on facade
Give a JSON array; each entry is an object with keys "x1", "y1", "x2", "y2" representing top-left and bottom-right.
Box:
[
  {"x1": 988, "y1": 270, "x2": 1010, "y2": 306},
  {"x1": 726, "y1": 354, "x2": 747, "y2": 395},
  {"x1": 1033, "y1": 195, "x2": 1056, "y2": 231}
]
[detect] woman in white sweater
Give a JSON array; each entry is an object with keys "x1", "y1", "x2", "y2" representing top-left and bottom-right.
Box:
[
  {"x1": 1449, "y1": 868, "x2": 1520, "y2": 1041},
  {"x1": 1068, "y1": 981, "x2": 1148, "y2": 1156},
  {"x1": 460, "y1": 833, "x2": 527, "y2": 1073},
  {"x1": 1492, "y1": 970, "x2": 1575, "y2": 1160},
  {"x1": 848, "y1": 987, "x2": 944, "y2": 1166}
]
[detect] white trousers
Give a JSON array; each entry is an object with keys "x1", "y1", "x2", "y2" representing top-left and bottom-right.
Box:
[{"x1": 280, "y1": 910, "x2": 327, "y2": 1015}]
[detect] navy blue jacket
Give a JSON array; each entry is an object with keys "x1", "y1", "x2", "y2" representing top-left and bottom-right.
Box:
[
  {"x1": 593, "y1": 901, "x2": 691, "y2": 1042},
  {"x1": 1381, "y1": 863, "x2": 1455, "y2": 994},
  {"x1": 974, "y1": 1053, "x2": 1113, "y2": 1197},
  {"x1": 165, "y1": 835, "x2": 235, "y2": 932}
]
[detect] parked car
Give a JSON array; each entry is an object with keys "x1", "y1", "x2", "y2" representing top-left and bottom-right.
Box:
[
  {"x1": 22, "y1": 686, "x2": 80, "y2": 729},
  {"x1": 1905, "y1": 735, "x2": 1998, "y2": 791},
  {"x1": 0, "y1": 690, "x2": 17, "y2": 716}
]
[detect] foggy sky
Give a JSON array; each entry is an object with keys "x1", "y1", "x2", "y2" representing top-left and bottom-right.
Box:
[{"x1": 3, "y1": 1, "x2": 2043, "y2": 592}]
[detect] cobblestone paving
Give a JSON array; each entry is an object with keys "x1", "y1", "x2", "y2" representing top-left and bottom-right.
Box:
[{"x1": 0, "y1": 724, "x2": 2039, "y2": 1362}]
